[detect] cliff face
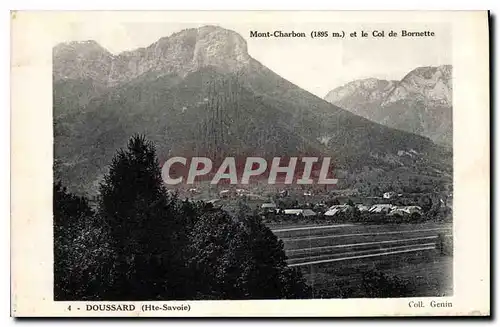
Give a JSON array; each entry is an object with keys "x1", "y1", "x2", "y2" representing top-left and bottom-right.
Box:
[
  {"x1": 383, "y1": 65, "x2": 452, "y2": 107},
  {"x1": 325, "y1": 65, "x2": 453, "y2": 146},
  {"x1": 54, "y1": 26, "x2": 250, "y2": 87}
]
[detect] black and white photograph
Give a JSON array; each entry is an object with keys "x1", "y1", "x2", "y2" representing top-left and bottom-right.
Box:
[
  {"x1": 10, "y1": 10, "x2": 490, "y2": 317},
  {"x1": 52, "y1": 21, "x2": 454, "y2": 301}
]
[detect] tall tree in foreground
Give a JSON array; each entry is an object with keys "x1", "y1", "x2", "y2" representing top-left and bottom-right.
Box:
[
  {"x1": 98, "y1": 134, "x2": 185, "y2": 300},
  {"x1": 96, "y1": 134, "x2": 311, "y2": 300}
]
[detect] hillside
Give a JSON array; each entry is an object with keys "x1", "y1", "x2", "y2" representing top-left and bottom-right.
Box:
[{"x1": 54, "y1": 26, "x2": 452, "y2": 195}]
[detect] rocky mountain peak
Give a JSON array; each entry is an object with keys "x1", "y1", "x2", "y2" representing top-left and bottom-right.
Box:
[
  {"x1": 53, "y1": 40, "x2": 112, "y2": 58},
  {"x1": 192, "y1": 25, "x2": 250, "y2": 69},
  {"x1": 148, "y1": 25, "x2": 250, "y2": 74},
  {"x1": 324, "y1": 65, "x2": 453, "y2": 147},
  {"x1": 53, "y1": 40, "x2": 113, "y2": 83},
  {"x1": 324, "y1": 78, "x2": 397, "y2": 105},
  {"x1": 383, "y1": 65, "x2": 452, "y2": 107},
  {"x1": 53, "y1": 26, "x2": 251, "y2": 86}
]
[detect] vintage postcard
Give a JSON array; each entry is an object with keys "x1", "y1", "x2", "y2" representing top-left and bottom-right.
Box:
[{"x1": 11, "y1": 11, "x2": 490, "y2": 317}]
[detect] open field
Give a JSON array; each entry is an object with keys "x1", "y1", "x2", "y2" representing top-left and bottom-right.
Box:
[{"x1": 271, "y1": 222, "x2": 453, "y2": 298}]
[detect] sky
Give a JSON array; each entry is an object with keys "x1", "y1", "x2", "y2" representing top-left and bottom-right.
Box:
[{"x1": 50, "y1": 19, "x2": 451, "y2": 97}]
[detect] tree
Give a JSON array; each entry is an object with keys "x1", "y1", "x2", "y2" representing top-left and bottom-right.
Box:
[
  {"x1": 187, "y1": 210, "x2": 311, "y2": 299},
  {"x1": 242, "y1": 215, "x2": 311, "y2": 299},
  {"x1": 187, "y1": 209, "x2": 249, "y2": 299},
  {"x1": 54, "y1": 181, "x2": 113, "y2": 300},
  {"x1": 98, "y1": 134, "x2": 186, "y2": 300},
  {"x1": 73, "y1": 134, "x2": 312, "y2": 300}
]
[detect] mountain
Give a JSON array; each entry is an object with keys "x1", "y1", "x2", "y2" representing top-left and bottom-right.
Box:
[
  {"x1": 54, "y1": 27, "x2": 250, "y2": 87},
  {"x1": 54, "y1": 26, "x2": 452, "y2": 195},
  {"x1": 324, "y1": 65, "x2": 452, "y2": 147}
]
